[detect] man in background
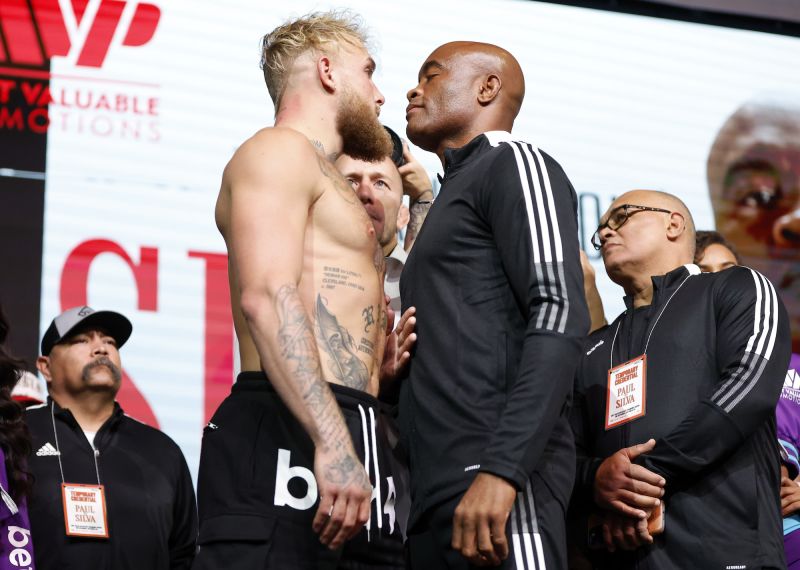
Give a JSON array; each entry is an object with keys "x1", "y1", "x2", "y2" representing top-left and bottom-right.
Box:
[
  {"x1": 29, "y1": 306, "x2": 197, "y2": 570},
  {"x1": 336, "y1": 126, "x2": 432, "y2": 324},
  {"x1": 571, "y1": 190, "x2": 790, "y2": 568}
]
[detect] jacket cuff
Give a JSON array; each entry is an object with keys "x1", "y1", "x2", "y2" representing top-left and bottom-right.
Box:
[{"x1": 478, "y1": 460, "x2": 526, "y2": 491}]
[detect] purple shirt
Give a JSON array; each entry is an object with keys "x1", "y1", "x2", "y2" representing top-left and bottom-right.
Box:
[
  {"x1": 0, "y1": 449, "x2": 34, "y2": 570},
  {"x1": 778, "y1": 355, "x2": 800, "y2": 568}
]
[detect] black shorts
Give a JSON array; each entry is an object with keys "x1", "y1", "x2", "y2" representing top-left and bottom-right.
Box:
[{"x1": 193, "y1": 372, "x2": 408, "y2": 570}]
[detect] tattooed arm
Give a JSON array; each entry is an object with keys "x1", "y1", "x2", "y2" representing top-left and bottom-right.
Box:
[
  {"x1": 399, "y1": 139, "x2": 433, "y2": 252},
  {"x1": 222, "y1": 129, "x2": 370, "y2": 548}
]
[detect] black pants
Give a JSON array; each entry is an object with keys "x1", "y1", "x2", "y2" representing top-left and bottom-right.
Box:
[
  {"x1": 193, "y1": 372, "x2": 408, "y2": 570},
  {"x1": 407, "y1": 475, "x2": 567, "y2": 570}
]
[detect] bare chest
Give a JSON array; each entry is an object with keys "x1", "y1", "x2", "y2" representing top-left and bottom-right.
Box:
[{"x1": 309, "y1": 155, "x2": 381, "y2": 261}]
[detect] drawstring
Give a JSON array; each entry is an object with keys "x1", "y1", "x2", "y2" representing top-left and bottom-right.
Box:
[
  {"x1": 357, "y1": 404, "x2": 372, "y2": 540},
  {"x1": 369, "y1": 406, "x2": 382, "y2": 530}
]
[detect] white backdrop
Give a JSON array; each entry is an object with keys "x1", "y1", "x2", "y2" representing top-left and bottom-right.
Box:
[{"x1": 35, "y1": 0, "x2": 800, "y2": 479}]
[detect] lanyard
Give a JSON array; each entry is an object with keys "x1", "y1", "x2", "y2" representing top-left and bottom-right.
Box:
[
  {"x1": 51, "y1": 400, "x2": 102, "y2": 485},
  {"x1": 609, "y1": 273, "x2": 692, "y2": 370}
]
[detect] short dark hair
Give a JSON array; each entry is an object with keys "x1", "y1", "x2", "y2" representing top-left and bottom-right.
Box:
[{"x1": 694, "y1": 230, "x2": 741, "y2": 265}]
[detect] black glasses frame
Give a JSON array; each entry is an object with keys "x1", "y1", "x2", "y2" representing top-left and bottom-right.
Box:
[{"x1": 590, "y1": 204, "x2": 672, "y2": 250}]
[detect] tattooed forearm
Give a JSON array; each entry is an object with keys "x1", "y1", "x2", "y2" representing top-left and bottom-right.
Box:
[
  {"x1": 314, "y1": 295, "x2": 369, "y2": 390},
  {"x1": 275, "y1": 285, "x2": 346, "y2": 450},
  {"x1": 276, "y1": 284, "x2": 323, "y2": 382},
  {"x1": 405, "y1": 200, "x2": 432, "y2": 250}
]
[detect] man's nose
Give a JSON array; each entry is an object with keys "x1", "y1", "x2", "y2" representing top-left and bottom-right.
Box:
[
  {"x1": 91, "y1": 340, "x2": 109, "y2": 356},
  {"x1": 599, "y1": 225, "x2": 615, "y2": 243},
  {"x1": 356, "y1": 182, "x2": 374, "y2": 204},
  {"x1": 407, "y1": 84, "x2": 421, "y2": 102},
  {"x1": 773, "y1": 208, "x2": 800, "y2": 247}
]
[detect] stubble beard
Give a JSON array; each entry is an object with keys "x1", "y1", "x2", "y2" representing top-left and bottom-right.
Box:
[{"x1": 337, "y1": 89, "x2": 392, "y2": 162}]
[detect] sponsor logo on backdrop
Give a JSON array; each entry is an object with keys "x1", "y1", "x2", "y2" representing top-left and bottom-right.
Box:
[{"x1": 0, "y1": 0, "x2": 161, "y2": 141}]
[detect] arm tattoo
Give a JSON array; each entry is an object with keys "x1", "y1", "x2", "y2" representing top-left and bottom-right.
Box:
[
  {"x1": 275, "y1": 285, "x2": 348, "y2": 454},
  {"x1": 314, "y1": 295, "x2": 369, "y2": 390},
  {"x1": 405, "y1": 201, "x2": 432, "y2": 249},
  {"x1": 373, "y1": 242, "x2": 386, "y2": 275},
  {"x1": 276, "y1": 285, "x2": 323, "y2": 383}
]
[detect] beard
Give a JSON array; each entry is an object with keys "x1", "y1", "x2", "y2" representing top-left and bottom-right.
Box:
[
  {"x1": 82, "y1": 356, "x2": 122, "y2": 385},
  {"x1": 337, "y1": 89, "x2": 392, "y2": 162}
]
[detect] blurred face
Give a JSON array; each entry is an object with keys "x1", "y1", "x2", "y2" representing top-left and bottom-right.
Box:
[
  {"x1": 334, "y1": 44, "x2": 391, "y2": 162},
  {"x1": 336, "y1": 155, "x2": 403, "y2": 251},
  {"x1": 406, "y1": 44, "x2": 479, "y2": 153},
  {"x1": 42, "y1": 327, "x2": 122, "y2": 398},
  {"x1": 709, "y1": 110, "x2": 800, "y2": 352},
  {"x1": 597, "y1": 193, "x2": 675, "y2": 285},
  {"x1": 696, "y1": 243, "x2": 738, "y2": 273}
]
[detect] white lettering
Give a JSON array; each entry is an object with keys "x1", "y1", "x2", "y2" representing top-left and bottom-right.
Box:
[
  {"x1": 7, "y1": 526, "x2": 30, "y2": 548},
  {"x1": 10, "y1": 548, "x2": 31, "y2": 567},
  {"x1": 273, "y1": 449, "x2": 317, "y2": 510}
]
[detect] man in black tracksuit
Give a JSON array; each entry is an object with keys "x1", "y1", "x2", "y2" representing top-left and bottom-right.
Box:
[
  {"x1": 401, "y1": 42, "x2": 589, "y2": 568},
  {"x1": 28, "y1": 306, "x2": 197, "y2": 570},
  {"x1": 570, "y1": 190, "x2": 791, "y2": 569}
]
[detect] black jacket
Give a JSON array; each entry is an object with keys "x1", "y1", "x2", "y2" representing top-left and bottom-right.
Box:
[
  {"x1": 26, "y1": 399, "x2": 197, "y2": 570},
  {"x1": 399, "y1": 131, "x2": 589, "y2": 525},
  {"x1": 571, "y1": 264, "x2": 791, "y2": 569}
]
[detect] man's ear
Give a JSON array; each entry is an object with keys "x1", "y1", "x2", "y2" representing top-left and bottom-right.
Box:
[
  {"x1": 36, "y1": 355, "x2": 53, "y2": 385},
  {"x1": 396, "y1": 204, "x2": 410, "y2": 231},
  {"x1": 477, "y1": 74, "x2": 501, "y2": 105},
  {"x1": 317, "y1": 55, "x2": 336, "y2": 94},
  {"x1": 666, "y1": 211, "x2": 686, "y2": 241}
]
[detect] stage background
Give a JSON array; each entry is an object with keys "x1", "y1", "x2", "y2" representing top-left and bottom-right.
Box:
[{"x1": 1, "y1": 0, "x2": 798, "y2": 479}]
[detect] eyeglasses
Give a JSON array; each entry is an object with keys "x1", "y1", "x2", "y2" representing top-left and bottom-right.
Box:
[{"x1": 590, "y1": 204, "x2": 672, "y2": 250}]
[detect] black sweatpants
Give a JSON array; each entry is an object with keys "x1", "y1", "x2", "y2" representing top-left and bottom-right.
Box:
[
  {"x1": 407, "y1": 475, "x2": 567, "y2": 570},
  {"x1": 192, "y1": 372, "x2": 408, "y2": 570}
]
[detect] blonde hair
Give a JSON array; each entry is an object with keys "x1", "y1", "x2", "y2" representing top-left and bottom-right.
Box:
[{"x1": 260, "y1": 11, "x2": 369, "y2": 107}]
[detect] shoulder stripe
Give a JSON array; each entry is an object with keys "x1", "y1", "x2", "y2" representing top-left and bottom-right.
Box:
[
  {"x1": 496, "y1": 140, "x2": 572, "y2": 333},
  {"x1": 712, "y1": 269, "x2": 780, "y2": 412}
]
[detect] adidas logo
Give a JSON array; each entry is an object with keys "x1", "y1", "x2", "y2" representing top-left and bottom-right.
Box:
[
  {"x1": 36, "y1": 443, "x2": 60, "y2": 457},
  {"x1": 586, "y1": 340, "x2": 604, "y2": 356}
]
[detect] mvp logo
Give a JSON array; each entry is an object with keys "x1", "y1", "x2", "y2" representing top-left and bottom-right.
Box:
[{"x1": 0, "y1": 0, "x2": 160, "y2": 68}]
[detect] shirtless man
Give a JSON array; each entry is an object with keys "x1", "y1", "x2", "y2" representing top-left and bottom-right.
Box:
[{"x1": 193, "y1": 12, "x2": 407, "y2": 569}]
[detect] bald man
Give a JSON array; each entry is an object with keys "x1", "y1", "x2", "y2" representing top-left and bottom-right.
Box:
[
  {"x1": 570, "y1": 190, "x2": 791, "y2": 569},
  {"x1": 399, "y1": 41, "x2": 589, "y2": 568},
  {"x1": 707, "y1": 98, "x2": 800, "y2": 374}
]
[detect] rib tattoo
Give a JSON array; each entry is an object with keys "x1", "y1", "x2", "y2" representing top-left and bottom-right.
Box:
[{"x1": 314, "y1": 295, "x2": 369, "y2": 390}]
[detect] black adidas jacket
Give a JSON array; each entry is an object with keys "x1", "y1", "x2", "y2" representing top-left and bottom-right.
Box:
[
  {"x1": 570, "y1": 264, "x2": 791, "y2": 569},
  {"x1": 399, "y1": 131, "x2": 589, "y2": 525},
  {"x1": 26, "y1": 400, "x2": 197, "y2": 570}
]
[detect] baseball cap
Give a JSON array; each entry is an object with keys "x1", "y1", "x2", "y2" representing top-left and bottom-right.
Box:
[{"x1": 41, "y1": 306, "x2": 132, "y2": 356}]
